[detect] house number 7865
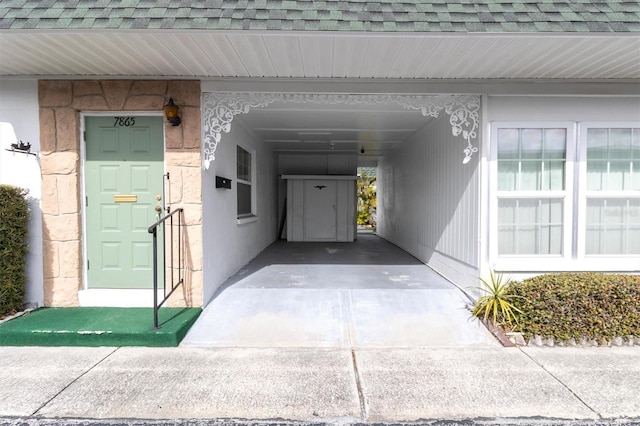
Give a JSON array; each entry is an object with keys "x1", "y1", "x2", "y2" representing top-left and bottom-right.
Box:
[{"x1": 113, "y1": 117, "x2": 136, "y2": 127}]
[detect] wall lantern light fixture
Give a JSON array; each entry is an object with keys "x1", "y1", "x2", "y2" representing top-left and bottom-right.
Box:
[{"x1": 163, "y1": 98, "x2": 181, "y2": 126}]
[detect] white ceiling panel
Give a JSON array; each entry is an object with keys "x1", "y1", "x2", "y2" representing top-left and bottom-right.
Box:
[
  {"x1": 2, "y1": 31, "x2": 638, "y2": 79},
  {"x1": 296, "y1": 36, "x2": 330, "y2": 77},
  {"x1": 262, "y1": 35, "x2": 305, "y2": 78},
  {"x1": 230, "y1": 35, "x2": 277, "y2": 77}
]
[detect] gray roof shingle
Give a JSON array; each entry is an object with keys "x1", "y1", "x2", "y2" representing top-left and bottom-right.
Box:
[{"x1": 0, "y1": 0, "x2": 638, "y2": 32}]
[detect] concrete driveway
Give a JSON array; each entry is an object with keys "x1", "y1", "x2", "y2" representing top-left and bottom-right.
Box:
[{"x1": 182, "y1": 234, "x2": 498, "y2": 348}]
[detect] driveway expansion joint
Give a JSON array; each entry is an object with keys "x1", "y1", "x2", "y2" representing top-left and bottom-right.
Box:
[
  {"x1": 351, "y1": 349, "x2": 367, "y2": 422},
  {"x1": 518, "y1": 347, "x2": 602, "y2": 419},
  {"x1": 31, "y1": 347, "x2": 120, "y2": 417}
]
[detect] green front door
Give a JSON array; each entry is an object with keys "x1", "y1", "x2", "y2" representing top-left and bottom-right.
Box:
[{"x1": 85, "y1": 116, "x2": 164, "y2": 289}]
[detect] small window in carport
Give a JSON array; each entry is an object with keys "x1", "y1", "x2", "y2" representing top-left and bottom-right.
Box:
[{"x1": 237, "y1": 145, "x2": 253, "y2": 218}]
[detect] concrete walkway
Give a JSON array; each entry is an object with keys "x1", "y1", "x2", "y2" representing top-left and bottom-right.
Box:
[
  {"x1": 1, "y1": 345, "x2": 639, "y2": 423},
  {"x1": 3, "y1": 237, "x2": 638, "y2": 424},
  {"x1": 182, "y1": 234, "x2": 498, "y2": 348}
]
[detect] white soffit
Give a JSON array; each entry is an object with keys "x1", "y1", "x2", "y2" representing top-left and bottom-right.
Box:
[{"x1": 0, "y1": 31, "x2": 639, "y2": 79}]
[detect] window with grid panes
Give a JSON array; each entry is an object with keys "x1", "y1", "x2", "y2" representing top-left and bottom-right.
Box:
[
  {"x1": 584, "y1": 126, "x2": 640, "y2": 255},
  {"x1": 496, "y1": 127, "x2": 567, "y2": 255},
  {"x1": 236, "y1": 145, "x2": 253, "y2": 218}
]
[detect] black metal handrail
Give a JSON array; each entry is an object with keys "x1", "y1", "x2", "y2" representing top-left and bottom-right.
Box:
[{"x1": 148, "y1": 208, "x2": 184, "y2": 329}]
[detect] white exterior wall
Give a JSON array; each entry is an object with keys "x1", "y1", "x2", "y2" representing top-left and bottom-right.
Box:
[
  {"x1": 483, "y1": 95, "x2": 640, "y2": 281},
  {"x1": 377, "y1": 115, "x2": 481, "y2": 289},
  {"x1": 486, "y1": 96, "x2": 640, "y2": 122},
  {"x1": 0, "y1": 79, "x2": 43, "y2": 308},
  {"x1": 202, "y1": 119, "x2": 278, "y2": 304}
]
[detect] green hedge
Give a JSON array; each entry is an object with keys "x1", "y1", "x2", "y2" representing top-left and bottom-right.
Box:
[
  {"x1": 508, "y1": 272, "x2": 640, "y2": 342},
  {"x1": 0, "y1": 184, "x2": 29, "y2": 317}
]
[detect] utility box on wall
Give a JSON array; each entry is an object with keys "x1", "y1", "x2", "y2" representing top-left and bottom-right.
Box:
[{"x1": 282, "y1": 175, "x2": 357, "y2": 242}]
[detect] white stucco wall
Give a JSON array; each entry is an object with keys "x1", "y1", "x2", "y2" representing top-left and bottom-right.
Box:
[
  {"x1": 377, "y1": 114, "x2": 481, "y2": 289},
  {"x1": 202, "y1": 119, "x2": 279, "y2": 304},
  {"x1": 0, "y1": 78, "x2": 44, "y2": 308}
]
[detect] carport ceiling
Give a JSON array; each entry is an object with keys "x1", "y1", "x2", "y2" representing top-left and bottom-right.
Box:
[{"x1": 232, "y1": 98, "x2": 432, "y2": 162}]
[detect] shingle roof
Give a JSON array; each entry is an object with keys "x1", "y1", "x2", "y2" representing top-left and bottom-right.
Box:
[{"x1": 1, "y1": 1, "x2": 639, "y2": 32}]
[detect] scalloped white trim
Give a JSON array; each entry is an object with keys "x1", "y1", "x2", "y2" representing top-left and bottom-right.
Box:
[{"x1": 202, "y1": 92, "x2": 480, "y2": 169}]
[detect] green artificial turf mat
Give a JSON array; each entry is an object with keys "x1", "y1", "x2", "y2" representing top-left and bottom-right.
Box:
[{"x1": 0, "y1": 307, "x2": 201, "y2": 347}]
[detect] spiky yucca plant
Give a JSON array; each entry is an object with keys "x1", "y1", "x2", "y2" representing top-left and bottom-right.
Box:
[{"x1": 472, "y1": 270, "x2": 523, "y2": 326}]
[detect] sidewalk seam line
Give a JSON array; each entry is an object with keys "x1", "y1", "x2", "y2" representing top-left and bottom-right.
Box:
[
  {"x1": 351, "y1": 349, "x2": 367, "y2": 422},
  {"x1": 518, "y1": 347, "x2": 602, "y2": 419},
  {"x1": 31, "y1": 347, "x2": 120, "y2": 417},
  {"x1": 344, "y1": 289, "x2": 355, "y2": 348}
]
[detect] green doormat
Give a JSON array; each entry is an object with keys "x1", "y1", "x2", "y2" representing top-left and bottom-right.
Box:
[{"x1": 0, "y1": 307, "x2": 202, "y2": 347}]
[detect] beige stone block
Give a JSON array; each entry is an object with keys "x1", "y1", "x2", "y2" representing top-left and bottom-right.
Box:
[
  {"x1": 165, "y1": 203, "x2": 197, "y2": 224},
  {"x1": 181, "y1": 166, "x2": 202, "y2": 204},
  {"x1": 57, "y1": 174, "x2": 80, "y2": 215},
  {"x1": 102, "y1": 80, "x2": 132, "y2": 110},
  {"x1": 131, "y1": 80, "x2": 167, "y2": 95},
  {"x1": 73, "y1": 80, "x2": 103, "y2": 96},
  {"x1": 73, "y1": 95, "x2": 109, "y2": 111},
  {"x1": 168, "y1": 81, "x2": 201, "y2": 107},
  {"x1": 43, "y1": 278, "x2": 80, "y2": 307},
  {"x1": 185, "y1": 269, "x2": 204, "y2": 307},
  {"x1": 55, "y1": 108, "x2": 79, "y2": 151},
  {"x1": 40, "y1": 152, "x2": 79, "y2": 175},
  {"x1": 184, "y1": 226, "x2": 203, "y2": 271},
  {"x1": 39, "y1": 80, "x2": 72, "y2": 107},
  {"x1": 165, "y1": 290, "x2": 187, "y2": 308},
  {"x1": 165, "y1": 151, "x2": 201, "y2": 167},
  {"x1": 166, "y1": 166, "x2": 183, "y2": 203},
  {"x1": 41, "y1": 174, "x2": 59, "y2": 216},
  {"x1": 165, "y1": 268, "x2": 203, "y2": 308},
  {"x1": 39, "y1": 108, "x2": 57, "y2": 153},
  {"x1": 59, "y1": 240, "x2": 82, "y2": 279},
  {"x1": 181, "y1": 204, "x2": 203, "y2": 226},
  {"x1": 181, "y1": 107, "x2": 201, "y2": 149},
  {"x1": 43, "y1": 213, "x2": 81, "y2": 242},
  {"x1": 42, "y1": 240, "x2": 60, "y2": 279},
  {"x1": 124, "y1": 95, "x2": 165, "y2": 111},
  {"x1": 164, "y1": 124, "x2": 183, "y2": 149}
]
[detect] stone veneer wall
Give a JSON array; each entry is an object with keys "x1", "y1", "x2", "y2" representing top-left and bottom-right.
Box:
[{"x1": 39, "y1": 80, "x2": 203, "y2": 307}]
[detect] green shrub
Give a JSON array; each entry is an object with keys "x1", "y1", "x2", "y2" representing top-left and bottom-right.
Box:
[
  {"x1": 0, "y1": 184, "x2": 30, "y2": 317},
  {"x1": 357, "y1": 170, "x2": 376, "y2": 228},
  {"x1": 507, "y1": 272, "x2": 640, "y2": 342}
]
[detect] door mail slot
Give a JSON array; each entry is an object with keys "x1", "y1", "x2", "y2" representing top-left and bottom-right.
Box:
[{"x1": 113, "y1": 195, "x2": 137, "y2": 203}]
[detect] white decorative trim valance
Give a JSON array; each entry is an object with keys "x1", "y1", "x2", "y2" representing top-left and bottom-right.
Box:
[{"x1": 202, "y1": 92, "x2": 480, "y2": 169}]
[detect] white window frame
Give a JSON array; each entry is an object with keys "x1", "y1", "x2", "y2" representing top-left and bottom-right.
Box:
[
  {"x1": 489, "y1": 121, "x2": 575, "y2": 271},
  {"x1": 236, "y1": 144, "x2": 257, "y2": 224},
  {"x1": 576, "y1": 121, "x2": 640, "y2": 270}
]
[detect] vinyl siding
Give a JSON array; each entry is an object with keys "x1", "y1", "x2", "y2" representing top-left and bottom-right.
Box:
[{"x1": 377, "y1": 114, "x2": 481, "y2": 288}]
